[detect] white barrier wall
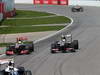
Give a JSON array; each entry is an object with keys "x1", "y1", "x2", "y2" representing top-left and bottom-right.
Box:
[
  {"x1": 69, "y1": 0, "x2": 100, "y2": 6},
  {"x1": 15, "y1": 0, "x2": 33, "y2": 4}
]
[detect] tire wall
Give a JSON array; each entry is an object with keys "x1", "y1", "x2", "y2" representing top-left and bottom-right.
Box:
[
  {"x1": 2, "y1": 0, "x2": 15, "y2": 12},
  {"x1": 0, "y1": 0, "x2": 16, "y2": 18},
  {"x1": 0, "y1": 2, "x2": 4, "y2": 21}
]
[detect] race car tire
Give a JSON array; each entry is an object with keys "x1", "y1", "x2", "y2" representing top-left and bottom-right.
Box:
[
  {"x1": 72, "y1": 8, "x2": 76, "y2": 12},
  {"x1": 73, "y1": 40, "x2": 79, "y2": 49},
  {"x1": 70, "y1": 49, "x2": 76, "y2": 52},
  {"x1": 51, "y1": 43, "x2": 56, "y2": 48},
  {"x1": 62, "y1": 50, "x2": 66, "y2": 53},
  {"x1": 29, "y1": 43, "x2": 34, "y2": 52},
  {"x1": 51, "y1": 50, "x2": 56, "y2": 53},
  {"x1": 17, "y1": 67, "x2": 25, "y2": 75},
  {"x1": 25, "y1": 70, "x2": 32, "y2": 75},
  {"x1": 0, "y1": 71, "x2": 4, "y2": 75},
  {"x1": 80, "y1": 8, "x2": 83, "y2": 12},
  {"x1": 17, "y1": 66, "x2": 25, "y2": 71},
  {"x1": 51, "y1": 44, "x2": 57, "y2": 53}
]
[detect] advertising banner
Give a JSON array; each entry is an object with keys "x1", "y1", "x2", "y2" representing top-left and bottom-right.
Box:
[
  {"x1": 43, "y1": 0, "x2": 52, "y2": 4},
  {"x1": 60, "y1": 0, "x2": 68, "y2": 5},
  {"x1": 34, "y1": 0, "x2": 43, "y2": 4},
  {"x1": 34, "y1": 0, "x2": 68, "y2": 5}
]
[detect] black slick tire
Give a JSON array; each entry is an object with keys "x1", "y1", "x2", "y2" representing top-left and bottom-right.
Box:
[
  {"x1": 25, "y1": 70, "x2": 32, "y2": 75},
  {"x1": 73, "y1": 40, "x2": 79, "y2": 49}
]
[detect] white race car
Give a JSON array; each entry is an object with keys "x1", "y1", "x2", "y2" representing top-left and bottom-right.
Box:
[{"x1": 0, "y1": 59, "x2": 32, "y2": 75}]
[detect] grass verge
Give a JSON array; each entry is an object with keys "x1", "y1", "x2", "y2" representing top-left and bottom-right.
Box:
[
  {"x1": 0, "y1": 26, "x2": 65, "y2": 34},
  {"x1": 0, "y1": 43, "x2": 14, "y2": 47},
  {"x1": 1, "y1": 16, "x2": 70, "y2": 26},
  {"x1": 0, "y1": 41, "x2": 33, "y2": 47},
  {"x1": 15, "y1": 10, "x2": 55, "y2": 18}
]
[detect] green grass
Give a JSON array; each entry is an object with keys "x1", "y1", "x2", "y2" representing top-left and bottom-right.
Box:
[
  {"x1": 0, "y1": 43, "x2": 14, "y2": 47},
  {"x1": 0, "y1": 41, "x2": 33, "y2": 47},
  {"x1": 1, "y1": 16, "x2": 70, "y2": 26},
  {"x1": 0, "y1": 10, "x2": 71, "y2": 34},
  {"x1": 0, "y1": 26, "x2": 65, "y2": 34},
  {"x1": 0, "y1": 43, "x2": 13, "y2": 54},
  {"x1": 15, "y1": 10, "x2": 55, "y2": 17}
]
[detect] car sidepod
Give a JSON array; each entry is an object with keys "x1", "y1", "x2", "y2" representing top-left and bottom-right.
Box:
[{"x1": 6, "y1": 50, "x2": 14, "y2": 55}]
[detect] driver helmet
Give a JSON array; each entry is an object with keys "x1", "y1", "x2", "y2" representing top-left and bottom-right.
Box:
[
  {"x1": 61, "y1": 35, "x2": 66, "y2": 40},
  {"x1": 8, "y1": 61, "x2": 14, "y2": 67},
  {"x1": 18, "y1": 41, "x2": 22, "y2": 44},
  {"x1": 62, "y1": 39, "x2": 66, "y2": 42},
  {"x1": 61, "y1": 35, "x2": 64, "y2": 38}
]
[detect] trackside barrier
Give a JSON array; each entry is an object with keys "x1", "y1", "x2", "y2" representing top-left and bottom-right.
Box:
[
  {"x1": 0, "y1": 47, "x2": 6, "y2": 55},
  {"x1": 1, "y1": 0, "x2": 15, "y2": 12},
  {"x1": 0, "y1": 2, "x2": 4, "y2": 21},
  {"x1": 15, "y1": 0, "x2": 33, "y2": 4},
  {"x1": 34, "y1": 0, "x2": 68, "y2": 5},
  {"x1": 15, "y1": 0, "x2": 100, "y2": 7},
  {"x1": 0, "y1": 13, "x2": 3, "y2": 21},
  {"x1": 0, "y1": 2, "x2": 5, "y2": 13},
  {"x1": 69, "y1": 1, "x2": 100, "y2": 6},
  {"x1": 4, "y1": 8, "x2": 16, "y2": 18},
  {"x1": 0, "y1": 1, "x2": 16, "y2": 19}
]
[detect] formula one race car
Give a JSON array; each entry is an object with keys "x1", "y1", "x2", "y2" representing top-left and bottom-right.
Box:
[
  {"x1": 6, "y1": 44, "x2": 34, "y2": 55},
  {"x1": 0, "y1": 59, "x2": 32, "y2": 75},
  {"x1": 51, "y1": 34, "x2": 79, "y2": 53},
  {"x1": 0, "y1": 67, "x2": 32, "y2": 75},
  {"x1": 71, "y1": 5, "x2": 83, "y2": 12},
  {"x1": 5, "y1": 37, "x2": 34, "y2": 55}
]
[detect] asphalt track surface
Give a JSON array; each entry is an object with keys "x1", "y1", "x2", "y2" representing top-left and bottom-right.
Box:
[{"x1": 2, "y1": 5, "x2": 100, "y2": 75}]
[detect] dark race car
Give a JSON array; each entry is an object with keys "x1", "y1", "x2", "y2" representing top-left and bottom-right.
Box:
[
  {"x1": 51, "y1": 34, "x2": 79, "y2": 53},
  {"x1": 6, "y1": 44, "x2": 34, "y2": 55},
  {"x1": 0, "y1": 67, "x2": 32, "y2": 75},
  {"x1": 0, "y1": 59, "x2": 32, "y2": 75},
  {"x1": 72, "y1": 5, "x2": 83, "y2": 12}
]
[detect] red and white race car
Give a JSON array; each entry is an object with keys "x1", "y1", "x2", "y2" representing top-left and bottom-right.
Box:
[
  {"x1": 51, "y1": 34, "x2": 79, "y2": 53},
  {"x1": 6, "y1": 44, "x2": 34, "y2": 55}
]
